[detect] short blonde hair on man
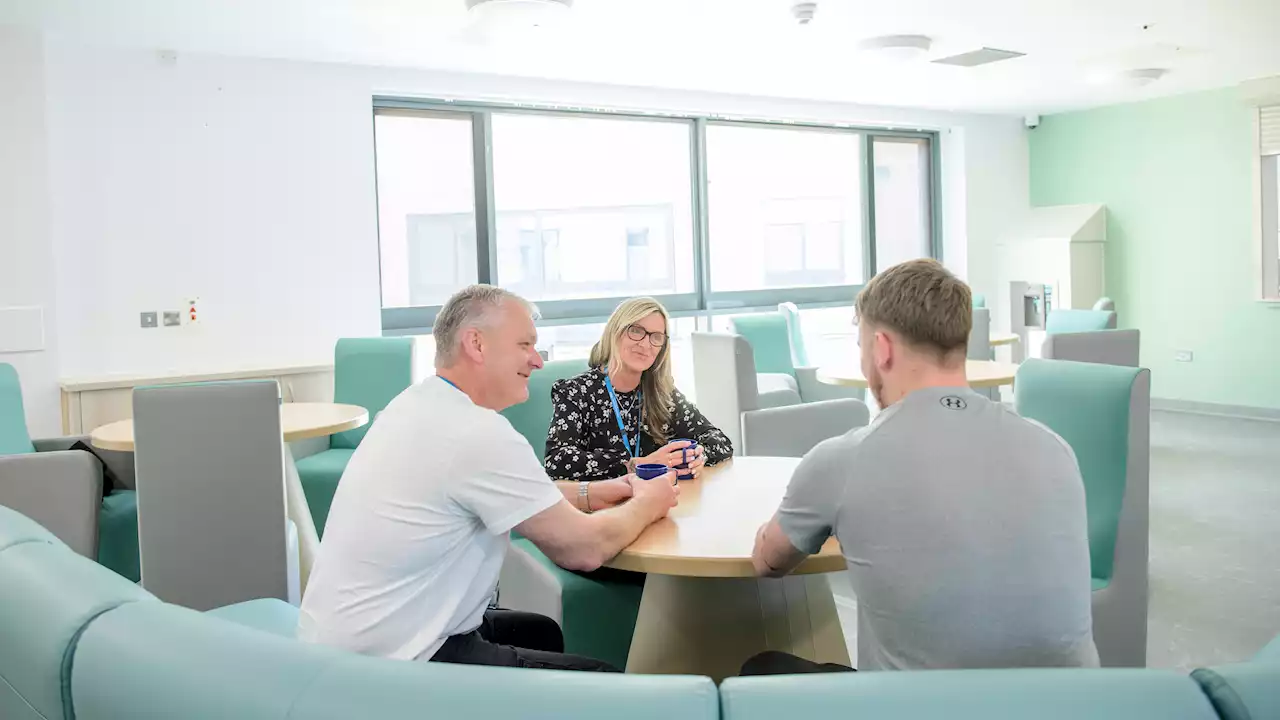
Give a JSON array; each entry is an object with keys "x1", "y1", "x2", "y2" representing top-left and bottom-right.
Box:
[{"x1": 854, "y1": 259, "x2": 972, "y2": 362}]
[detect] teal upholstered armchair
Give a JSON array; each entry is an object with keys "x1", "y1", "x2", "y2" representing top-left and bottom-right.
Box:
[
  {"x1": 1015, "y1": 359, "x2": 1151, "y2": 667},
  {"x1": 1046, "y1": 308, "x2": 1118, "y2": 334},
  {"x1": 295, "y1": 337, "x2": 417, "y2": 537},
  {"x1": 728, "y1": 312, "x2": 865, "y2": 406},
  {"x1": 497, "y1": 358, "x2": 643, "y2": 670},
  {"x1": 0, "y1": 362, "x2": 139, "y2": 581}
]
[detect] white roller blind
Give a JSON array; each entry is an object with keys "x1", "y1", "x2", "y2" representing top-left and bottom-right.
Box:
[{"x1": 1262, "y1": 105, "x2": 1280, "y2": 156}]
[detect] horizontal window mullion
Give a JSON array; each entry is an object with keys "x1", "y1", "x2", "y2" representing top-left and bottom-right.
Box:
[{"x1": 706, "y1": 285, "x2": 863, "y2": 311}]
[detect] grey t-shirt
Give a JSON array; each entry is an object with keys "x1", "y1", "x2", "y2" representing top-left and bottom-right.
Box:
[{"x1": 778, "y1": 386, "x2": 1099, "y2": 671}]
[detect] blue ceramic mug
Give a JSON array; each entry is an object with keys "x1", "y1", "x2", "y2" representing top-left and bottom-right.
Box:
[
  {"x1": 670, "y1": 439, "x2": 700, "y2": 481},
  {"x1": 635, "y1": 463, "x2": 670, "y2": 481}
]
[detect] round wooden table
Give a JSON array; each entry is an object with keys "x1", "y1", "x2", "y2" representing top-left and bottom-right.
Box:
[
  {"x1": 90, "y1": 402, "x2": 368, "y2": 593},
  {"x1": 816, "y1": 359, "x2": 1019, "y2": 390},
  {"x1": 989, "y1": 332, "x2": 1020, "y2": 347},
  {"x1": 605, "y1": 457, "x2": 849, "y2": 681}
]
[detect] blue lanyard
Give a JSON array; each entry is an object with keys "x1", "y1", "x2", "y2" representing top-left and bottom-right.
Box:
[{"x1": 604, "y1": 376, "x2": 642, "y2": 459}]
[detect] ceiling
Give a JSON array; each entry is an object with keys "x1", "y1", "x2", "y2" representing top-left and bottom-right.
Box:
[{"x1": 5, "y1": 0, "x2": 1280, "y2": 115}]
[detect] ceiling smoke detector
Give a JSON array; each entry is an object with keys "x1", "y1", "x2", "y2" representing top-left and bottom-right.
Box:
[
  {"x1": 858, "y1": 34, "x2": 933, "y2": 62},
  {"x1": 465, "y1": 0, "x2": 573, "y2": 29},
  {"x1": 791, "y1": 2, "x2": 817, "y2": 24}
]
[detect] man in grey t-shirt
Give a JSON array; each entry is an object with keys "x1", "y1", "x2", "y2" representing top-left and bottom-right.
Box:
[{"x1": 746, "y1": 259, "x2": 1099, "y2": 674}]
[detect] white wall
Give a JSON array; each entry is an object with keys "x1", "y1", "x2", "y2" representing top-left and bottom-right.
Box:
[
  {"x1": 0, "y1": 28, "x2": 60, "y2": 436},
  {"x1": 14, "y1": 32, "x2": 1028, "y2": 434}
]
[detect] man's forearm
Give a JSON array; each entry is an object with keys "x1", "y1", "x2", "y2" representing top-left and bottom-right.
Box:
[{"x1": 578, "y1": 499, "x2": 658, "y2": 569}]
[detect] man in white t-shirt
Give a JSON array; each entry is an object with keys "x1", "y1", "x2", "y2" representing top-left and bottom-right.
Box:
[{"x1": 297, "y1": 285, "x2": 680, "y2": 671}]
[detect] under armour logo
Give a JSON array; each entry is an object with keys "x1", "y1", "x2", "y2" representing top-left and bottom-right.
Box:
[{"x1": 940, "y1": 396, "x2": 968, "y2": 410}]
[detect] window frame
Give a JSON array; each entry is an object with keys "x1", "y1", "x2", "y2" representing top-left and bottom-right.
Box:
[
  {"x1": 371, "y1": 97, "x2": 941, "y2": 334},
  {"x1": 1253, "y1": 107, "x2": 1280, "y2": 302}
]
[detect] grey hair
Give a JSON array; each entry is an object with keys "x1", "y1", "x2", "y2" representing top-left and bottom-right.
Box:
[{"x1": 433, "y1": 284, "x2": 539, "y2": 367}]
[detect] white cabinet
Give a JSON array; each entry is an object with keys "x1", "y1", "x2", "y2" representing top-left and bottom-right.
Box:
[{"x1": 60, "y1": 364, "x2": 335, "y2": 435}]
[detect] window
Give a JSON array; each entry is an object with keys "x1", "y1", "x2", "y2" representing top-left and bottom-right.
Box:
[
  {"x1": 872, "y1": 137, "x2": 933, "y2": 270},
  {"x1": 1258, "y1": 104, "x2": 1280, "y2": 300},
  {"x1": 372, "y1": 99, "x2": 939, "y2": 337},
  {"x1": 491, "y1": 113, "x2": 695, "y2": 302},
  {"x1": 706, "y1": 124, "x2": 864, "y2": 292},
  {"x1": 373, "y1": 110, "x2": 477, "y2": 308}
]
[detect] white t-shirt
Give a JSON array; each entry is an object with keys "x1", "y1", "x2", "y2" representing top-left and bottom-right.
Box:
[{"x1": 297, "y1": 377, "x2": 563, "y2": 661}]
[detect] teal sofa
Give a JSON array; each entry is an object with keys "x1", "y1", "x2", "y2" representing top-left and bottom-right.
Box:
[
  {"x1": 296, "y1": 337, "x2": 416, "y2": 537},
  {"x1": 3, "y1": 503, "x2": 1278, "y2": 720},
  {"x1": 0, "y1": 503, "x2": 718, "y2": 720}
]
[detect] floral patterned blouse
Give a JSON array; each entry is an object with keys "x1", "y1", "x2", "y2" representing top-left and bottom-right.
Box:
[{"x1": 544, "y1": 367, "x2": 734, "y2": 482}]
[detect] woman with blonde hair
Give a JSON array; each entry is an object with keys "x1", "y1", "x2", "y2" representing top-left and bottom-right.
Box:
[{"x1": 545, "y1": 297, "x2": 732, "y2": 505}]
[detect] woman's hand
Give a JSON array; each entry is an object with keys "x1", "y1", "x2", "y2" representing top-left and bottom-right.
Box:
[
  {"x1": 682, "y1": 449, "x2": 707, "y2": 479},
  {"x1": 588, "y1": 477, "x2": 634, "y2": 510},
  {"x1": 638, "y1": 440, "x2": 695, "y2": 469}
]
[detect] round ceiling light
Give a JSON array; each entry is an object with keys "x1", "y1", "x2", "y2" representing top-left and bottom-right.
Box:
[
  {"x1": 857, "y1": 34, "x2": 933, "y2": 62},
  {"x1": 1120, "y1": 67, "x2": 1168, "y2": 87},
  {"x1": 465, "y1": 0, "x2": 573, "y2": 29}
]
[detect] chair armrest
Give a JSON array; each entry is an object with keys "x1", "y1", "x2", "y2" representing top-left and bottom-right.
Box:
[
  {"x1": 32, "y1": 435, "x2": 92, "y2": 452},
  {"x1": 740, "y1": 398, "x2": 869, "y2": 457},
  {"x1": 0, "y1": 451, "x2": 103, "y2": 557},
  {"x1": 794, "y1": 367, "x2": 869, "y2": 404},
  {"x1": 34, "y1": 435, "x2": 135, "y2": 490}
]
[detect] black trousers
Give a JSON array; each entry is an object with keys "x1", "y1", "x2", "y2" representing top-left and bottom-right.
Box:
[
  {"x1": 430, "y1": 609, "x2": 620, "y2": 672},
  {"x1": 739, "y1": 651, "x2": 856, "y2": 676}
]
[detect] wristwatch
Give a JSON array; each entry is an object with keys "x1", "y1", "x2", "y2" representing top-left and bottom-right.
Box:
[{"x1": 578, "y1": 481, "x2": 592, "y2": 513}]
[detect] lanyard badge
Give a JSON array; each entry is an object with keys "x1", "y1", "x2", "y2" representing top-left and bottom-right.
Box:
[{"x1": 605, "y1": 376, "x2": 642, "y2": 459}]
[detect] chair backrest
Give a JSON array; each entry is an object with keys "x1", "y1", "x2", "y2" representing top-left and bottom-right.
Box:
[
  {"x1": 729, "y1": 313, "x2": 796, "y2": 376},
  {"x1": 720, "y1": 668, "x2": 1219, "y2": 720},
  {"x1": 71, "y1": 597, "x2": 720, "y2": 720},
  {"x1": 133, "y1": 380, "x2": 289, "y2": 611},
  {"x1": 1093, "y1": 297, "x2": 1116, "y2": 312},
  {"x1": 500, "y1": 359, "x2": 589, "y2": 463},
  {"x1": 1046, "y1": 309, "x2": 1118, "y2": 334},
  {"x1": 1192, "y1": 661, "x2": 1280, "y2": 720},
  {"x1": 330, "y1": 337, "x2": 416, "y2": 449},
  {"x1": 1014, "y1": 359, "x2": 1150, "y2": 587},
  {"x1": 0, "y1": 363, "x2": 35, "y2": 455},
  {"x1": 972, "y1": 293, "x2": 987, "y2": 308},
  {"x1": 692, "y1": 332, "x2": 764, "y2": 454},
  {"x1": 1041, "y1": 329, "x2": 1140, "y2": 367},
  {"x1": 967, "y1": 307, "x2": 992, "y2": 361},
  {"x1": 0, "y1": 505, "x2": 154, "y2": 720},
  {"x1": 776, "y1": 302, "x2": 810, "y2": 367}
]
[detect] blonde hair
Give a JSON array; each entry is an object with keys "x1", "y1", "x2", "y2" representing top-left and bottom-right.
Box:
[
  {"x1": 589, "y1": 297, "x2": 675, "y2": 444},
  {"x1": 855, "y1": 258, "x2": 972, "y2": 364}
]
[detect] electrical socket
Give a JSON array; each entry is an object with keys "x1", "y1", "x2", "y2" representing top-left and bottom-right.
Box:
[
  {"x1": 163, "y1": 311, "x2": 181, "y2": 327},
  {"x1": 1174, "y1": 350, "x2": 1194, "y2": 363},
  {"x1": 140, "y1": 312, "x2": 158, "y2": 329}
]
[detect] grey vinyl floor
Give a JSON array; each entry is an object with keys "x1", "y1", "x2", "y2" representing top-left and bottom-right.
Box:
[{"x1": 828, "y1": 409, "x2": 1280, "y2": 671}]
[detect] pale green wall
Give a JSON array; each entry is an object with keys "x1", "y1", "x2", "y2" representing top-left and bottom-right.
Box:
[{"x1": 1030, "y1": 88, "x2": 1280, "y2": 410}]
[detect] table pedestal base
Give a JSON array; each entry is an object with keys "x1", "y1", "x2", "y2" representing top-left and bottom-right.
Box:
[{"x1": 625, "y1": 573, "x2": 849, "y2": 681}]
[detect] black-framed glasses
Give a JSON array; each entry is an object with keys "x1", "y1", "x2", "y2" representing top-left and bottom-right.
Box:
[{"x1": 625, "y1": 324, "x2": 667, "y2": 348}]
